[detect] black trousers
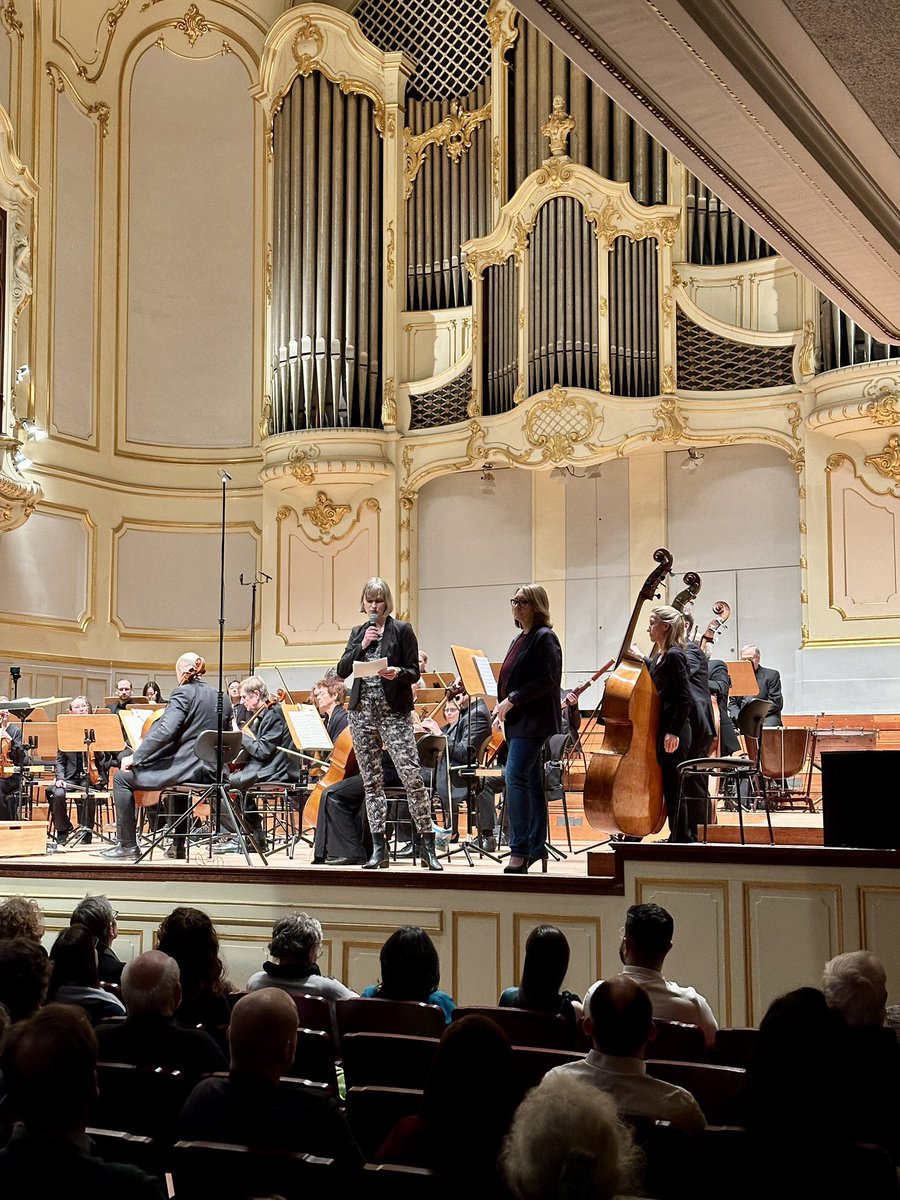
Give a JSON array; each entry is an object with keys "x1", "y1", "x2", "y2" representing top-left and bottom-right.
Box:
[
  {"x1": 313, "y1": 776, "x2": 369, "y2": 862},
  {"x1": 48, "y1": 784, "x2": 96, "y2": 835}
]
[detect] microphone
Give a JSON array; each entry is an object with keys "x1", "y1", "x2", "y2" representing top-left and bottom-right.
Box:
[
  {"x1": 218, "y1": 469, "x2": 232, "y2": 482},
  {"x1": 368, "y1": 611, "x2": 379, "y2": 627}
]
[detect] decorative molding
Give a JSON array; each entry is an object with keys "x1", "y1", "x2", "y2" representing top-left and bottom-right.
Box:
[
  {"x1": 491, "y1": 134, "x2": 501, "y2": 199},
  {"x1": 864, "y1": 384, "x2": 900, "y2": 427},
  {"x1": 302, "y1": 491, "x2": 352, "y2": 541},
  {"x1": 865, "y1": 435, "x2": 900, "y2": 486},
  {"x1": 798, "y1": 319, "x2": 815, "y2": 377},
  {"x1": 288, "y1": 443, "x2": 320, "y2": 485},
  {"x1": 385, "y1": 220, "x2": 395, "y2": 288},
  {"x1": 46, "y1": 63, "x2": 110, "y2": 138},
  {"x1": 486, "y1": 0, "x2": 517, "y2": 60},
  {"x1": 403, "y1": 99, "x2": 491, "y2": 199},
  {"x1": 382, "y1": 378, "x2": 397, "y2": 427},
  {"x1": 459, "y1": 387, "x2": 606, "y2": 471},
  {"x1": 660, "y1": 365, "x2": 677, "y2": 395},
  {"x1": 0, "y1": 1, "x2": 23, "y2": 39},
  {"x1": 651, "y1": 396, "x2": 686, "y2": 442},
  {"x1": 541, "y1": 95, "x2": 574, "y2": 159},
  {"x1": 175, "y1": 4, "x2": 211, "y2": 48},
  {"x1": 258, "y1": 397, "x2": 272, "y2": 442},
  {"x1": 53, "y1": 0, "x2": 128, "y2": 83}
]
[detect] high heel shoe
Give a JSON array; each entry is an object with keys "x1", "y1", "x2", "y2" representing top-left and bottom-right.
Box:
[
  {"x1": 362, "y1": 831, "x2": 390, "y2": 869},
  {"x1": 419, "y1": 832, "x2": 443, "y2": 872},
  {"x1": 503, "y1": 855, "x2": 530, "y2": 875},
  {"x1": 528, "y1": 854, "x2": 548, "y2": 874}
]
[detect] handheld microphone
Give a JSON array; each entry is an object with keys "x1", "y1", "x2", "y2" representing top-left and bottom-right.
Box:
[{"x1": 368, "y1": 611, "x2": 379, "y2": 626}]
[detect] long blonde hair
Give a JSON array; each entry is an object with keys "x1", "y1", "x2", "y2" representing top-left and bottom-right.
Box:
[{"x1": 650, "y1": 605, "x2": 685, "y2": 654}]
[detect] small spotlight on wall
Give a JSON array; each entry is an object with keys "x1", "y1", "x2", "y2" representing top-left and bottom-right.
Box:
[
  {"x1": 480, "y1": 461, "x2": 496, "y2": 495},
  {"x1": 15, "y1": 364, "x2": 29, "y2": 384},
  {"x1": 12, "y1": 448, "x2": 32, "y2": 471},
  {"x1": 20, "y1": 419, "x2": 47, "y2": 442},
  {"x1": 681, "y1": 447, "x2": 705, "y2": 473}
]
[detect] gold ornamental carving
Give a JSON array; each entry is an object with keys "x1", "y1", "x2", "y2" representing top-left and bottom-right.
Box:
[
  {"x1": 798, "y1": 320, "x2": 815, "y2": 377},
  {"x1": 534, "y1": 158, "x2": 575, "y2": 190},
  {"x1": 382, "y1": 378, "x2": 397, "y2": 427},
  {"x1": 462, "y1": 389, "x2": 605, "y2": 471},
  {"x1": 176, "y1": 5, "x2": 211, "y2": 48},
  {"x1": 800, "y1": 590, "x2": 808, "y2": 605},
  {"x1": 385, "y1": 220, "x2": 395, "y2": 288},
  {"x1": 286, "y1": 22, "x2": 390, "y2": 139},
  {"x1": 10, "y1": 214, "x2": 31, "y2": 331},
  {"x1": 599, "y1": 363, "x2": 611, "y2": 394},
  {"x1": 651, "y1": 397, "x2": 686, "y2": 442},
  {"x1": 303, "y1": 491, "x2": 351, "y2": 536},
  {"x1": 288, "y1": 443, "x2": 320, "y2": 484},
  {"x1": 265, "y1": 243, "x2": 272, "y2": 304},
  {"x1": 491, "y1": 134, "x2": 501, "y2": 198},
  {"x1": 403, "y1": 99, "x2": 491, "y2": 199},
  {"x1": 291, "y1": 15, "x2": 324, "y2": 73},
  {"x1": 57, "y1": 0, "x2": 127, "y2": 82},
  {"x1": 541, "y1": 96, "x2": 574, "y2": 160},
  {"x1": 661, "y1": 286, "x2": 673, "y2": 329},
  {"x1": 865, "y1": 435, "x2": 900, "y2": 485},
  {"x1": 46, "y1": 64, "x2": 111, "y2": 138},
  {"x1": 862, "y1": 384, "x2": 900, "y2": 427},
  {"x1": 660, "y1": 365, "x2": 677, "y2": 395},
  {"x1": 786, "y1": 401, "x2": 802, "y2": 441},
  {"x1": 258, "y1": 397, "x2": 272, "y2": 442},
  {"x1": 486, "y1": 0, "x2": 517, "y2": 59},
  {"x1": 1, "y1": 1, "x2": 23, "y2": 38},
  {"x1": 585, "y1": 200, "x2": 620, "y2": 248}
]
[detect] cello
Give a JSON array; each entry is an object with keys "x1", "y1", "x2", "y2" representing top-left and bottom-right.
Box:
[
  {"x1": 302, "y1": 725, "x2": 357, "y2": 832},
  {"x1": 583, "y1": 548, "x2": 674, "y2": 837}
]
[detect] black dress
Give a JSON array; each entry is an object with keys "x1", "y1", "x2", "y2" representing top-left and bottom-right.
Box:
[{"x1": 648, "y1": 647, "x2": 692, "y2": 841}]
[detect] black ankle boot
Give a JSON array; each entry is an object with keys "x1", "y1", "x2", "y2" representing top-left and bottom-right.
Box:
[
  {"x1": 362, "y1": 831, "x2": 389, "y2": 869},
  {"x1": 419, "y1": 832, "x2": 443, "y2": 872}
]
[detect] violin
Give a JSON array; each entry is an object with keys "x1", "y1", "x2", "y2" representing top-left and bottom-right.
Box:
[{"x1": 583, "y1": 548, "x2": 674, "y2": 837}]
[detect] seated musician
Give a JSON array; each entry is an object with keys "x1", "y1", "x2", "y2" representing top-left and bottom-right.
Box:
[
  {"x1": 434, "y1": 685, "x2": 496, "y2": 850},
  {"x1": 729, "y1": 644, "x2": 783, "y2": 728},
  {"x1": 312, "y1": 676, "x2": 349, "y2": 741},
  {"x1": 312, "y1": 748, "x2": 409, "y2": 867},
  {"x1": 48, "y1": 696, "x2": 108, "y2": 848},
  {"x1": 0, "y1": 698, "x2": 26, "y2": 820},
  {"x1": 102, "y1": 652, "x2": 229, "y2": 862},
  {"x1": 107, "y1": 678, "x2": 134, "y2": 715},
  {"x1": 222, "y1": 676, "x2": 299, "y2": 854}
]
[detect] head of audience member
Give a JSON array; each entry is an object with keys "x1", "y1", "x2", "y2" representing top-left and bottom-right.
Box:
[
  {"x1": 268, "y1": 912, "x2": 322, "y2": 971},
  {"x1": 823, "y1": 950, "x2": 888, "y2": 1029},
  {"x1": 122, "y1": 950, "x2": 181, "y2": 1018},
  {"x1": 740, "y1": 644, "x2": 761, "y2": 671},
  {"x1": 115, "y1": 679, "x2": 133, "y2": 700},
  {"x1": 420, "y1": 1015, "x2": 519, "y2": 1173},
  {"x1": 48, "y1": 925, "x2": 100, "y2": 999},
  {"x1": 621, "y1": 902, "x2": 674, "y2": 972},
  {"x1": 519, "y1": 923, "x2": 571, "y2": 1007},
  {"x1": 71, "y1": 894, "x2": 117, "y2": 952},
  {"x1": 588, "y1": 975, "x2": 655, "y2": 1058},
  {"x1": 376, "y1": 925, "x2": 441, "y2": 1002},
  {"x1": 745, "y1": 986, "x2": 851, "y2": 1137},
  {"x1": 502, "y1": 1074, "x2": 642, "y2": 1200},
  {"x1": 239, "y1": 675, "x2": 269, "y2": 715},
  {"x1": 0, "y1": 938, "x2": 51, "y2": 1022},
  {"x1": 228, "y1": 989, "x2": 297, "y2": 1084},
  {"x1": 0, "y1": 895, "x2": 44, "y2": 943},
  {"x1": 68, "y1": 695, "x2": 91, "y2": 715},
  {"x1": 312, "y1": 676, "x2": 345, "y2": 717},
  {"x1": 142, "y1": 681, "x2": 163, "y2": 702},
  {"x1": 2, "y1": 1004, "x2": 99, "y2": 1134},
  {"x1": 157, "y1": 906, "x2": 225, "y2": 1000}
]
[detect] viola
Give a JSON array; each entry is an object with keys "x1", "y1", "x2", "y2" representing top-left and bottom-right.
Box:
[{"x1": 583, "y1": 548, "x2": 674, "y2": 837}]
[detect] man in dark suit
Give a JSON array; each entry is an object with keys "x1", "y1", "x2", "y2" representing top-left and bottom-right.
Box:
[
  {"x1": 224, "y1": 676, "x2": 299, "y2": 853},
  {"x1": 107, "y1": 678, "x2": 134, "y2": 715},
  {"x1": 0, "y1": 697, "x2": 26, "y2": 820},
  {"x1": 682, "y1": 640, "x2": 718, "y2": 838},
  {"x1": 730, "y1": 644, "x2": 783, "y2": 727},
  {"x1": 436, "y1": 688, "x2": 495, "y2": 848},
  {"x1": 96, "y1": 950, "x2": 226, "y2": 1074},
  {"x1": 102, "y1": 652, "x2": 229, "y2": 861}
]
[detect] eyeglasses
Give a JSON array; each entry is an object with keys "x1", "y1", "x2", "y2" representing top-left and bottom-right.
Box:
[{"x1": 510, "y1": 597, "x2": 530, "y2": 607}]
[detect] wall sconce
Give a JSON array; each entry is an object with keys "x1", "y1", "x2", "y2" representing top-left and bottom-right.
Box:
[
  {"x1": 681, "y1": 447, "x2": 705, "y2": 472},
  {"x1": 18, "y1": 418, "x2": 47, "y2": 442},
  {"x1": 12, "y1": 448, "x2": 32, "y2": 471},
  {"x1": 550, "y1": 463, "x2": 603, "y2": 481},
  {"x1": 480, "y1": 461, "x2": 496, "y2": 495}
]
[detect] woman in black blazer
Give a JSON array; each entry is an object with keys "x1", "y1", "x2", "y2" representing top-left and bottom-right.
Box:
[
  {"x1": 336, "y1": 577, "x2": 441, "y2": 871},
  {"x1": 493, "y1": 584, "x2": 562, "y2": 874},
  {"x1": 647, "y1": 605, "x2": 693, "y2": 842}
]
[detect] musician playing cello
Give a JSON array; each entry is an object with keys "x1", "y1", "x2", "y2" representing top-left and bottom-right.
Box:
[{"x1": 0, "y1": 698, "x2": 26, "y2": 820}]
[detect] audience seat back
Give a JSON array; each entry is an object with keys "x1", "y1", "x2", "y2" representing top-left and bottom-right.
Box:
[
  {"x1": 451, "y1": 1005, "x2": 573, "y2": 1049},
  {"x1": 292, "y1": 1027, "x2": 339, "y2": 1095},
  {"x1": 713, "y1": 1026, "x2": 759, "y2": 1068},
  {"x1": 511, "y1": 1045, "x2": 585, "y2": 1093},
  {"x1": 341, "y1": 1032, "x2": 438, "y2": 1089},
  {"x1": 93, "y1": 1062, "x2": 201, "y2": 1142},
  {"x1": 336, "y1": 997, "x2": 445, "y2": 1039},
  {"x1": 646, "y1": 1059, "x2": 745, "y2": 1125},
  {"x1": 345, "y1": 1085, "x2": 423, "y2": 1159},
  {"x1": 291, "y1": 992, "x2": 333, "y2": 1034},
  {"x1": 651, "y1": 1019, "x2": 707, "y2": 1063},
  {"x1": 172, "y1": 1140, "x2": 335, "y2": 1199}
]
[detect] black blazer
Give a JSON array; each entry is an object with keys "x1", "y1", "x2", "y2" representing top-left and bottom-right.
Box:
[
  {"x1": 337, "y1": 616, "x2": 421, "y2": 713},
  {"x1": 498, "y1": 625, "x2": 563, "y2": 741},
  {"x1": 708, "y1": 659, "x2": 740, "y2": 754},
  {"x1": 684, "y1": 641, "x2": 716, "y2": 753},
  {"x1": 730, "y1": 663, "x2": 783, "y2": 726},
  {"x1": 648, "y1": 646, "x2": 692, "y2": 752}
]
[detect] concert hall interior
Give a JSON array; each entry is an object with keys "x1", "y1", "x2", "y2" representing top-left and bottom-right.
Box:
[{"x1": 0, "y1": 1, "x2": 898, "y2": 1031}]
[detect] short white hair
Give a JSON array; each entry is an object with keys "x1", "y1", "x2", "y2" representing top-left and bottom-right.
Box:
[
  {"x1": 501, "y1": 1075, "x2": 642, "y2": 1200},
  {"x1": 823, "y1": 950, "x2": 887, "y2": 1028}
]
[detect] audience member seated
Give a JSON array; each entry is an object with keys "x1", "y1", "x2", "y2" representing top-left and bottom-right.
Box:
[
  {"x1": 177, "y1": 989, "x2": 363, "y2": 1170},
  {"x1": 585, "y1": 903, "x2": 717, "y2": 1049},
  {"x1": 96, "y1": 950, "x2": 227, "y2": 1073},
  {"x1": 499, "y1": 924, "x2": 583, "y2": 1039},
  {"x1": 156, "y1": 906, "x2": 231, "y2": 1031},
  {"x1": 0, "y1": 1005, "x2": 164, "y2": 1198},
  {"x1": 71, "y1": 895, "x2": 124, "y2": 984},
  {"x1": 246, "y1": 911, "x2": 356, "y2": 1037},
  {"x1": 546, "y1": 975, "x2": 705, "y2": 1135},
  {"x1": 0, "y1": 896, "x2": 44, "y2": 943},
  {"x1": 361, "y1": 925, "x2": 456, "y2": 1022},
  {"x1": 0, "y1": 938, "x2": 51, "y2": 1023},
  {"x1": 48, "y1": 926, "x2": 126, "y2": 1025},
  {"x1": 501, "y1": 1074, "x2": 642, "y2": 1200},
  {"x1": 376, "y1": 1014, "x2": 519, "y2": 1191}
]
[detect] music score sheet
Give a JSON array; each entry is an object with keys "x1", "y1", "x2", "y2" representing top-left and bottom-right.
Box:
[{"x1": 283, "y1": 704, "x2": 333, "y2": 752}]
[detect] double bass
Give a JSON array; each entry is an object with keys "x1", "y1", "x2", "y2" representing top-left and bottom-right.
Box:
[{"x1": 583, "y1": 548, "x2": 674, "y2": 837}]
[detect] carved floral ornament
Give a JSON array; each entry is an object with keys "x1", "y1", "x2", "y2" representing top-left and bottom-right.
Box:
[
  {"x1": 458, "y1": 386, "x2": 606, "y2": 471},
  {"x1": 303, "y1": 491, "x2": 350, "y2": 536},
  {"x1": 541, "y1": 95, "x2": 575, "y2": 159},
  {"x1": 863, "y1": 382, "x2": 900, "y2": 427},
  {"x1": 403, "y1": 99, "x2": 492, "y2": 199},
  {"x1": 485, "y1": 0, "x2": 517, "y2": 59},
  {"x1": 865, "y1": 435, "x2": 900, "y2": 485},
  {"x1": 279, "y1": 495, "x2": 379, "y2": 546}
]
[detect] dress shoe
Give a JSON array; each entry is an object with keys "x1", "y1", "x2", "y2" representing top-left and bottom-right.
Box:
[
  {"x1": 325, "y1": 856, "x2": 364, "y2": 866},
  {"x1": 394, "y1": 841, "x2": 416, "y2": 859},
  {"x1": 527, "y1": 853, "x2": 548, "y2": 873},
  {"x1": 80, "y1": 831, "x2": 92, "y2": 846},
  {"x1": 475, "y1": 834, "x2": 496, "y2": 853},
  {"x1": 164, "y1": 843, "x2": 187, "y2": 860},
  {"x1": 503, "y1": 855, "x2": 529, "y2": 874},
  {"x1": 100, "y1": 844, "x2": 139, "y2": 861},
  {"x1": 56, "y1": 827, "x2": 74, "y2": 846}
]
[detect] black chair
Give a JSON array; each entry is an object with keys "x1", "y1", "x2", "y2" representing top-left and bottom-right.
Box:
[
  {"x1": 340, "y1": 1032, "x2": 439, "y2": 1089},
  {"x1": 172, "y1": 1141, "x2": 335, "y2": 1199},
  {"x1": 92, "y1": 1062, "x2": 201, "y2": 1143},
  {"x1": 384, "y1": 733, "x2": 447, "y2": 862}
]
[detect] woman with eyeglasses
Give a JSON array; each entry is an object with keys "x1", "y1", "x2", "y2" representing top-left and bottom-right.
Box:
[{"x1": 493, "y1": 585, "x2": 563, "y2": 874}]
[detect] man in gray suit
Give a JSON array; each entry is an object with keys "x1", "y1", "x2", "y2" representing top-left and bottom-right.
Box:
[{"x1": 102, "y1": 652, "x2": 230, "y2": 861}]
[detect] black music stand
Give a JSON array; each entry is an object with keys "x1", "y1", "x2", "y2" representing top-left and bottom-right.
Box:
[{"x1": 57, "y1": 713, "x2": 123, "y2": 848}]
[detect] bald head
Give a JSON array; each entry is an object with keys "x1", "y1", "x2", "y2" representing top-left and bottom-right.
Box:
[
  {"x1": 589, "y1": 975, "x2": 654, "y2": 1057},
  {"x1": 229, "y1": 988, "x2": 297, "y2": 1080},
  {"x1": 122, "y1": 950, "x2": 181, "y2": 1017}
]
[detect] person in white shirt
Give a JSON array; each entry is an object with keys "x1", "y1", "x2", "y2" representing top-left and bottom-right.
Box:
[
  {"x1": 584, "y1": 902, "x2": 718, "y2": 1049},
  {"x1": 545, "y1": 975, "x2": 706, "y2": 1135}
]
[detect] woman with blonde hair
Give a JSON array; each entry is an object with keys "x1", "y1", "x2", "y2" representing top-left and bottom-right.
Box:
[{"x1": 646, "y1": 604, "x2": 693, "y2": 842}]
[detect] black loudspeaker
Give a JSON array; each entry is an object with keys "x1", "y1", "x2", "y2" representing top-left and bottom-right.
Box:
[{"x1": 821, "y1": 750, "x2": 900, "y2": 849}]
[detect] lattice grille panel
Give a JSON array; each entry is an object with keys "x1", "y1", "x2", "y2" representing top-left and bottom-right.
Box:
[
  {"x1": 676, "y1": 310, "x2": 795, "y2": 390},
  {"x1": 409, "y1": 366, "x2": 473, "y2": 429},
  {"x1": 354, "y1": 0, "x2": 491, "y2": 101}
]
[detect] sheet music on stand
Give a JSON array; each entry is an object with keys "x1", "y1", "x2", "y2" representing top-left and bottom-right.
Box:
[
  {"x1": 450, "y1": 644, "x2": 498, "y2": 699},
  {"x1": 118, "y1": 707, "x2": 157, "y2": 751},
  {"x1": 282, "y1": 704, "x2": 333, "y2": 753}
]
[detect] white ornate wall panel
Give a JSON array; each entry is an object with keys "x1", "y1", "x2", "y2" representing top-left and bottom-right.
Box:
[
  {"x1": 859, "y1": 887, "x2": 900, "y2": 996},
  {"x1": 50, "y1": 91, "x2": 97, "y2": 443},
  {"x1": 678, "y1": 259, "x2": 803, "y2": 333},
  {"x1": 0, "y1": 504, "x2": 92, "y2": 627},
  {"x1": 453, "y1": 912, "x2": 502, "y2": 1005},
  {"x1": 112, "y1": 522, "x2": 258, "y2": 637},
  {"x1": 402, "y1": 309, "x2": 472, "y2": 383},
  {"x1": 123, "y1": 48, "x2": 255, "y2": 453},
  {"x1": 512, "y1": 912, "x2": 601, "y2": 1002},
  {"x1": 743, "y1": 882, "x2": 842, "y2": 1026},
  {"x1": 826, "y1": 456, "x2": 900, "y2": 619}
]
